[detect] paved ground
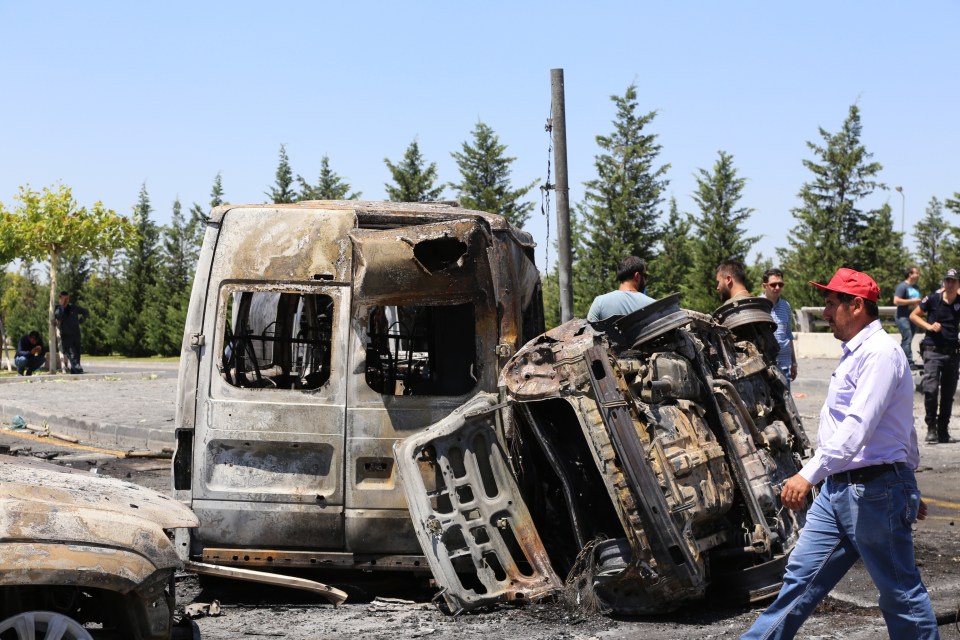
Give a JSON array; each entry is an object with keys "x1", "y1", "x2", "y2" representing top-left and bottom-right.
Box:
[
  {"x1": 0, "y1": 359, "x2": 178, "y2": 450},
  {"x1": 1, "y1": 356, "x2": 959, "y2": 635}
]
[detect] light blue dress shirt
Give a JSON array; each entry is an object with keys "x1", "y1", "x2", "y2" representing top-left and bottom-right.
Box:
[{"x1": 799, "y1": 319, "x2": 919, "y2": 485}]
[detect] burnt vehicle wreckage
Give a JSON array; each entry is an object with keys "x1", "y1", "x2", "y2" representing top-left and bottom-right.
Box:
[
  {"x1": 171, "y1": 200, "x2": 810, "y2": 615},
  {"x1": 0, "y1": 456, "x2": 199, "y2": 640}
]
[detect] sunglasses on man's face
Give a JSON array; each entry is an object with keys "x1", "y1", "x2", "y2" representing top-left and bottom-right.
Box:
[{"x1": 766, "y1": 282, "x2": 785, "y2": 288}]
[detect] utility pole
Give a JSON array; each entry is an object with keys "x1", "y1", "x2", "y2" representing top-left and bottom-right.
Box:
[
  {"x1": 551, "y1": 68, "x2": 573, "y2": 323},
  {"x1": 895, "y1": 186, "x2": 905, "y2": 236}
]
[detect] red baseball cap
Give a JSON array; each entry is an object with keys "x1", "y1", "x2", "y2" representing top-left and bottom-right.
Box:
[{"x1": 809, "y1": 268, "x2": 880, "y2": 302}]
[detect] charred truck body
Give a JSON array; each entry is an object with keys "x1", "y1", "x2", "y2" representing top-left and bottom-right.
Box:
[
  {"x1": 175, "y1": 201, "x2": 809, "y2": 614},
  {"x1": 173, "y1": 201, "x2": 543, "y2": 571}
]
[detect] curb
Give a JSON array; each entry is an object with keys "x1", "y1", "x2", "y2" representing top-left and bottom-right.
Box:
[{"x1": 0, "y1": 405, "x2": 175, "y2": 451}]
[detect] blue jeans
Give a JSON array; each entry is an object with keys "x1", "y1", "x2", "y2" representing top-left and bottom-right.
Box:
[
  {"x1": 14, "y1": 354, "x2": 45, "y2": 375},
  {"x1": 742, "y1": 466, "x2": 938, "y2": 639},
  {"x1": 896, "y1": 316, "x2": 916, "y2": 365}
]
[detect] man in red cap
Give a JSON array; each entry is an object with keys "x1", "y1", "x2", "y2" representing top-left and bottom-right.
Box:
[
  {"x1": 742, "y1": 267, "x2": 937, "y2": 639},
  {"x1": 910, "y1": 268, "x2": 960, "y2": 444}
]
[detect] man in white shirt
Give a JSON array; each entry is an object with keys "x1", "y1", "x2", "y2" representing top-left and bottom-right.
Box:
[{"x1": 742, "y1": 267, "x2": 938, "y2": 639}]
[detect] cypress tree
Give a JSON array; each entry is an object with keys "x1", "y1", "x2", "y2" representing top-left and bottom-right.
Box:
[
  {"x1": 298, "y1": 155, "x2": 361, "y2": 201},
  {"x1": 573, "y1": 84, "x2": 669, "y2": 317},
  {"x1": 683, "y1": 151, "x2": 759, "y2": 312},
  {"x1": 779, "y1": 105, "x2": 885, "y2": 308},
  {"x1": 647, "y1": 196, "x2": 693, "y2": 300},
  {"x1": 384, "y1": 140, "x2": 444, "y2": 202},
  {"x1": 450, "y1": 121, "x2": 535, "y2": 227},
  {"x1": 266, "y1": 144, "x2": 297, "y2": 204}
]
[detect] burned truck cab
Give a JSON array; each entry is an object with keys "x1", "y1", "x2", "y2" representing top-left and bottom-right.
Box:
[{"x1": 172, "y1": 201, "x2": 543, "y2": 570}]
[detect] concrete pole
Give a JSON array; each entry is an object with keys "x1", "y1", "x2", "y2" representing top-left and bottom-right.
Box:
[{"x1": 551, "y1": 69, "x2": 574, "y2": 323}]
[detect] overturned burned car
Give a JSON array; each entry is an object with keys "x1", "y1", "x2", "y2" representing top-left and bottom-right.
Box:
[
  {"x1": 0, "y1": 456, "x2": 198, "y2": 639},
  {"x1": 395, "y1": 294, "x2": 812, "y2": 613}
]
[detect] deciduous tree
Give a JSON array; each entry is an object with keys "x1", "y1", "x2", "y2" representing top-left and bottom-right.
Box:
[{"x1": 4, "y1": 183, "x2": 134, "y2": 367}]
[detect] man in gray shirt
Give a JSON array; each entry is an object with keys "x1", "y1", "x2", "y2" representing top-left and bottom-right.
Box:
[{"x1": 587, "y1": 256, "x2": 656, "y2": 322}]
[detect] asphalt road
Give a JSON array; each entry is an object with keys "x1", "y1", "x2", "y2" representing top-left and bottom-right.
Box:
[{"x1": 1, "y1": 357, "x2": 959, "y2": 638}]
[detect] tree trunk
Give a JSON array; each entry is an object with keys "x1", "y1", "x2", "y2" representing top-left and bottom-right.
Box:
[
  {"x1": 48, "y1": 246, "x2": 61, "y2": 372},
  {"x1": 0, "y1": 317, "x2": 10, "y2": 371}
]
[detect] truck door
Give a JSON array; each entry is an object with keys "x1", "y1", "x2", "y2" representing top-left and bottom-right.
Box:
[{"x1": 189, "y1": 207, "x2": 353, "y2": 557}]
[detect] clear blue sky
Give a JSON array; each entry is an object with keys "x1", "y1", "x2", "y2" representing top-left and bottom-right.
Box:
[{"x1": 2, "y1": 1, "x2": 957, "y2": 270}]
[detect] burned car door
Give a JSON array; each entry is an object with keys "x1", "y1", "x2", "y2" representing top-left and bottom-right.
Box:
[{"x1": 394, "y1": 393, "x2": 562, "y2": 612}]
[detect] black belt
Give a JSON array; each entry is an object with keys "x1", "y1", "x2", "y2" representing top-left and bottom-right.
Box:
[
  {"x1": 924, "y1": 343, "x2": 960, "y2": 355},
  {"x1": 830, "y1": 462, "x2": 904, "y2": 484}
]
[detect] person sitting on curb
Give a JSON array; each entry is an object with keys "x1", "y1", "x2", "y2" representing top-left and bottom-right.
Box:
[{"x1": 15, "y1": 331, "x2": 47, "y2": 376}]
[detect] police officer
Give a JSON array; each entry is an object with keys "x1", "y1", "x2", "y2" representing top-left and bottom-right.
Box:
[{"x1": 910, "y1": 268, "x2": 960, "y2": 444}]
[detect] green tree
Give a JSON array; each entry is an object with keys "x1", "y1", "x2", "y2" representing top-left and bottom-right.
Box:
[
  {"x1": 857, "y1": 203, "x2": 907, "y2": 304},
  {"x1": 682, "y1": 151, "x2": 759, "y2": 312},
  {"x1": 541, "y1": 268, "x2": 561, "y2": 330},
  {"x1": 914, "y1": 197, "x2": 955, "y2": 295},
  {"x1": 0, "y1": 269, "x2": 48, "y2": 362},
  {"x1": 110, "y1": 184, "x2": 159, "y2": 356},
  {"x1": 450, "y1": 121, "x2": 535, "y2": 227},
  {"x1": 573, "y1": 84, "x2": 669, "y2": 317},
  {"x1": 779, "y1": 104, "x2": 885, "y2": 308},
  {"x1": 3, "y1": 183, "x2": 135, "y2": 367},
  {"x1": 188, "y1": 172, "x2": 225, "y2": 258},
  {"x1": 647, "y1": 196, "x2": 694, "y2": 300},
  {"x1": 384, "y1": 140, "x2": 444, "y2": 202},
  {"x1": 298, "y1": 155, "x2": 361, "y2": 201},
  {"x1": 144, "y1": 198, "x2": 194, "y2": 355},
  {"x1": 266, "y1": 144, "x2": 297, "y2": 204}
]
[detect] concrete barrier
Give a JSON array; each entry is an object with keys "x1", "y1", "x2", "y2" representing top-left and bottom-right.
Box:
[{"x1": 796, "y1": 330, "x2": 923, "y2": 359}]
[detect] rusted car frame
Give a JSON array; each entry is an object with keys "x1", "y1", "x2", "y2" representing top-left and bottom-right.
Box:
[{"x1": 396, "y1": 294, "x2": 811, "y2": 613}]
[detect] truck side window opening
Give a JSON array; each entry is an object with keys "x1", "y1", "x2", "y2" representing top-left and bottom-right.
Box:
[
  {"x1": 221, "y1": 290, "x2": 334, "y2": 390},
  {"x1": 365, "y1": 302, "x2": 477, "y2": 396}
]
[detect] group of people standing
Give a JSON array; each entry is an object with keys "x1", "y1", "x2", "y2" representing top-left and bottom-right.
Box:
[
  {"x1": 13, "y1": 291, "x2": 87, "y2": 376},
  {"x1": 895, "y1": 266, "x2": 960, "y2": 445},
  {"x1": 588, "y1": 257, "x2": 943, "y2": 638}
]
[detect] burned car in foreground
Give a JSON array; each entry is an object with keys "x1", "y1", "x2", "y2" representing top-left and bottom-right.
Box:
[
  {"x1": 0, "y1": 456, "x2": 198, "y2": 639},
  {"x1": 396, "y1": 294, "x2": 812, "y2": 613}
]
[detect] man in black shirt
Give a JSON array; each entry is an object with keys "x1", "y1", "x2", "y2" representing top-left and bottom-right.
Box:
[
  {"x1": 14, "y1": 331, "x2": 47, "y2": 375},
  {"x1": 54, "y1": 291, "x2": 89, "y2": 374},
  {"x1": 911, "y1": 268, "x2": 960, "y2": 443}
]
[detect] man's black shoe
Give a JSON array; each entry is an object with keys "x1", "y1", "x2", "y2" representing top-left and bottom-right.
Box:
[{"x1": 939, "y1": 436, "x2": 958, "y2": 444}]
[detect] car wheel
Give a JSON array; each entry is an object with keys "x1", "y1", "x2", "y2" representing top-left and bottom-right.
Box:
[{"x1": 0, "y1": 610, "x2": 94, "y2": 640}]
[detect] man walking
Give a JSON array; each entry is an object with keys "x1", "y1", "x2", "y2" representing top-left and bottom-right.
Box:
[
  {"x1": 761, "y1": 268, "x2": 797, "y2": 387},
  {"x1": 910, "y1": 268, "x2": 960, "y2": 444},
  {"x1": 716, "y1": 260, "x2": 751, "y2": 302},
  {"x1": 54, "y1": 291, "x2": 89, "y2": 374},
  {"x1": 742, "y1": 268, "x2": 938, "y2": 640},
  {"x1": 894, "y1": 266, "x2": 922, "y2": 367},
  {"x1": 586, "y1": 256, "x2": 656, "y2": 322}
]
